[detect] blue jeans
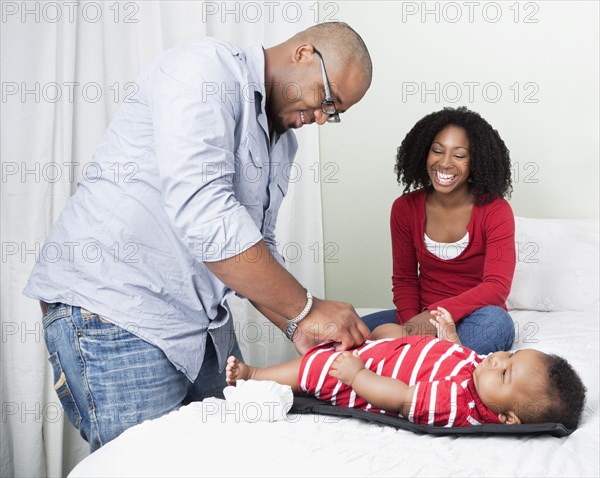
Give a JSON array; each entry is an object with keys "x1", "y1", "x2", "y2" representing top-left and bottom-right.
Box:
[
  {"x1": 361, "y1": 306, "x2": 515, "y2": 355},
  {"x1": 42, "y1": 303, "x2": 241, "y2": 452}
]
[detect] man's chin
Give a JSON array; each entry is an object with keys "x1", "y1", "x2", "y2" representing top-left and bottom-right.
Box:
[
  {"x1": 277, "y1": 120, "x2": 294, "y2": 134},
  {"x1": 271, "y1": 115, "x2": 296, "y2": 134}
]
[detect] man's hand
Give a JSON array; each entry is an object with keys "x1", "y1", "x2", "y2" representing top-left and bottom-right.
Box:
[
  {"x1": 429, "y1": 307, "x2": 461, "y2": 344},
  {"x1": 329, "y1": 350, "x2": 365, "y2": 386},
  {"x1": 291, "y1": 298, "x2": 369, "y2": 354}
]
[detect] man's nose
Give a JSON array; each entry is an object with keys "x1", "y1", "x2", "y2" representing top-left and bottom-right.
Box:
[{"x1": 314, "y1": 109, "x2": 328, "y2": 126}]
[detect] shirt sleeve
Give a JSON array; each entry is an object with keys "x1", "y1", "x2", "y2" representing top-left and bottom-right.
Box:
[
  {"x1": 148, "y1": 48, "x2": 263, "y2": 263},
  {"x1": 429, "y1": 199, "x2": 516, "y2": 321},
  {"x1": 391, "y1": 196, "x2": 421, "y2": 323},
  {"x1": 409, "y1": 380, "x2": 468, "y2": 427}
]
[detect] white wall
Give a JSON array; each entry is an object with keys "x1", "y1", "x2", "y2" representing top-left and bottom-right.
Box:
[{"x1": 319, "y1": 1, "x2": 599, "y2": 308}]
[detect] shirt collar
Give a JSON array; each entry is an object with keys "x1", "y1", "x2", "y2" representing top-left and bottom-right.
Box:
[
  {"x1": 242, "y1": 44, "x2": 269, "y2": 138},
  {"x1": 466, "y1": 379, "x2": 502, "y2": 424}
]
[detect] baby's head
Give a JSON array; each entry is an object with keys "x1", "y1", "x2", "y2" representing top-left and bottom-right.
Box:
[{"x1": 472, "y1": 349, "x2": 586, "y2": 429}]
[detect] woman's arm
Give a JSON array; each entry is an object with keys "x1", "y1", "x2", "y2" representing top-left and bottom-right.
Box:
[
  {"x1": 391, "y1": 197, "x2": 422, "y2": 322},
  {"x1": 329, "y1": 351, "x2": 415, "y2": 416}
]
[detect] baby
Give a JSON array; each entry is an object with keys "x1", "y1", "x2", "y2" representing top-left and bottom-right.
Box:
[{"x1": 226, "y1": 308, "x2": 586, "y2": 428}]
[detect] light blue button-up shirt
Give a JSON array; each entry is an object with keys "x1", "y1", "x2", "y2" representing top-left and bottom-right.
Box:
[{"x1": 24, "y1": 38, "x2": 298, "y2": 381}]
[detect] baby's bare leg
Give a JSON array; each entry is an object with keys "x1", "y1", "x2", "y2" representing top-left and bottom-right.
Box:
[
  {"x1": 370, "y1": 323, "x2": 410, "y2": 340},
  {"x1": 226, "y1": 356, "x2": 303, "y2": 393}
]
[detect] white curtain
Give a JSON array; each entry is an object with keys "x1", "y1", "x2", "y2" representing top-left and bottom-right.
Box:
[{"x1": 0, "y1": 2, "x2": 324, "y2": 476}]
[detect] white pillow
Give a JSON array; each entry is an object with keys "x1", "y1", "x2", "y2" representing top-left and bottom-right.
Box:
[{"x1": 507, "y1": 217, "x2": 599, "y2": 312}]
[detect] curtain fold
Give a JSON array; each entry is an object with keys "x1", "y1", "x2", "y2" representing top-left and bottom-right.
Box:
[{"x1": 1, "y1": 2, "x2": 323, "y2": 476}]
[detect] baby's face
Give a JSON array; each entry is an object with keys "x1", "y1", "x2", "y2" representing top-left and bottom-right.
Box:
[{"x1": 472, "y1": 349, "x2": 548, "y2": 422}]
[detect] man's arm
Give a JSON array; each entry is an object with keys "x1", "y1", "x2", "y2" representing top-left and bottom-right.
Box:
[
  {"x1": 207, "y1": 240, "x2": 369, "y2": 351},
  {"x1": 329, "y1": 351, "x2": 415, "y2": 416},
  {"x1": 148, "y1": 56, "x2": 368, "y2": 352}
]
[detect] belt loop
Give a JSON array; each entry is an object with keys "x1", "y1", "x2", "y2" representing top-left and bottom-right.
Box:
[
  {"x1": 41, "y1": 303, "x2": 72, "y2": 329},
  {"x1": 71, "y1": 305, "x2": 84, "y2": 329}
]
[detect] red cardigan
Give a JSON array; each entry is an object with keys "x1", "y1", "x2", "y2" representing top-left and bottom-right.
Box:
[{"x1": 391, "y1": 189, "x2": 515, "y2": 323}]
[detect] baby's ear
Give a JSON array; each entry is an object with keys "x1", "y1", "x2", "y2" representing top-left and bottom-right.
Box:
[{"x1": 498, "y1": 411, "x2": 521, "y2": 425}]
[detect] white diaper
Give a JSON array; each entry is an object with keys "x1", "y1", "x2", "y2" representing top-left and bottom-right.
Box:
[{"x1": 223, "y1": 379, "x2": 294, "y2": 422}]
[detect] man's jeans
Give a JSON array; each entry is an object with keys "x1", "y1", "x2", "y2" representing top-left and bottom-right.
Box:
[
  {"x1": 42, "y1": 303, "x2": 241, "y2": 452},
  {"x1": 361, "y1": 306, "x2": 515, "y2": 355}
]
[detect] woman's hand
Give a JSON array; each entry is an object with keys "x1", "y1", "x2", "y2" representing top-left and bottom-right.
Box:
[
  {"x1": 329, "y1": 350, "x2": 365, "y2": 386},
  {"x1": 429, "y1": 307, "x2": 461, "y2": 345}
]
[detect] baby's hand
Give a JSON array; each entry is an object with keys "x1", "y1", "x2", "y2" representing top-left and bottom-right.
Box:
[
  {"x1": 329, "y1": 350, "x2": 365, "y2": 386},
  {"x1": 429, "y1": 307, "x2": 461, "y2": 345}
]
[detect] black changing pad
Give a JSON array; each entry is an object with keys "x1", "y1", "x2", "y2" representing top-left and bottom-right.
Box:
[{"x1": 290, "y1": 395, "x2": 573, "y2": 437}]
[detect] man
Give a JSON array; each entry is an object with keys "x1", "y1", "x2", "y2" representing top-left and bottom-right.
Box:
[{"x1": 24, "y1": 22, "x2": 372, "y2": 451}]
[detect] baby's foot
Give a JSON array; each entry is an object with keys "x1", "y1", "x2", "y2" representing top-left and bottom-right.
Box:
[{"x1": 226, "y1": 356, "x2": 254, "y2": 385}]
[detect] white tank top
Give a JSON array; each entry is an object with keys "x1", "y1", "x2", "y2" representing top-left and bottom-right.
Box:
[{"x1": 424, "y1": 232, "x2": 469, "y2": 260}]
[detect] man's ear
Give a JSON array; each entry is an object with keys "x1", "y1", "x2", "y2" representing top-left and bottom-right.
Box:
[
  {"x1": 498, "y1": 411, "x2": 522, "y2": 425},
  {"x1": 292, "y1": 44, "x2": 315, "y2": 64}
]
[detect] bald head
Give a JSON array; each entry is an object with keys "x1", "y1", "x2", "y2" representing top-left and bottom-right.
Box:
[{"x1": 294, "y1": 22, "x2": 372, "y2": 89}]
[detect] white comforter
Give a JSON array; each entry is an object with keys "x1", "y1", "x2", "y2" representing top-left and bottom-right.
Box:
[{"x1": 69, "y1": 308, "x2": 599, "y2": 477}]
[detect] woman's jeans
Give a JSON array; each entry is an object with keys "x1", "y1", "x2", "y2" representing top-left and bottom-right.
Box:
[
  {"x1": 42, "y1": 303, "x2": 241, "y2": 452},
  {"x1": 361, "y1": 306, "x2": 515, "y2": 355}
]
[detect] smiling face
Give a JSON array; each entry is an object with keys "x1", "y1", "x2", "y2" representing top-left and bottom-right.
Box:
[
  {"x1": 268, "y1": 45, "x2": 368, "y2": 134},
  {"x1": 426, "y1": 125, "x2": 471, "y2": 195},
  {"x1": 473, "y1": 349, "x2": 550, "y2": 424}
]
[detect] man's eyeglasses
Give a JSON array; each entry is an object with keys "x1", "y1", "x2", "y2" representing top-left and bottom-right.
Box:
[{"x1": 313, "y1": 48, "x2": 341, "y2": 123}]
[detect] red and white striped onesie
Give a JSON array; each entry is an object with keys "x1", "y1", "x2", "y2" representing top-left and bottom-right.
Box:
[{"x1": 298, "y1": 335, "x2": 501, "y2": 427}]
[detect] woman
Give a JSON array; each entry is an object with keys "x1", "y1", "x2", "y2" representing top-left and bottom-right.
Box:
[{"x1": 363, "y1": 107, "x2": 515, "y2": 354}]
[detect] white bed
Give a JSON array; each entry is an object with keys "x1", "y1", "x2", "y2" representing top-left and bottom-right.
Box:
[{"x1": 69, "y1": 218, "x2": 600, "y2": 477}]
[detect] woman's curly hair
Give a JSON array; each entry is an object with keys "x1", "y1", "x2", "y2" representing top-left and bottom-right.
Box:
[{"x1": 395, "y1": 107, "x2": 512, "y2": 205}]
